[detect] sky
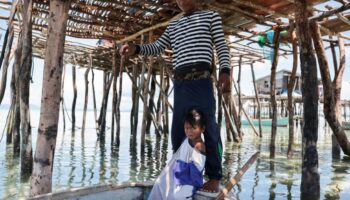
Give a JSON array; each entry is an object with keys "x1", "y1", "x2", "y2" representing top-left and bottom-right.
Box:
[{"x1": 0, "y1": 1, "x2": 350, "y2": 114}]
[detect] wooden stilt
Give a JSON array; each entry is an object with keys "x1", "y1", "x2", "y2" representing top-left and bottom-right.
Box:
[
  {"x1": 269, "y1": 28, "x2": 281, "y2": 158},
  {"x1": 296, "y1": 1, "x2": 320, "y2": 198},
  {"x1": 19, "y1": 0, "x2": 33, "y2": 181},
  {"x1": 237, "y1": 55, "x2": 243, "y2": 139},
  {"x1": 12, "y1": 32, "x2": 22, "y2": 157},
  {"x1": 146, "y1": 73, "x2": 156, "y2": 134},
  {"x1": 112, "y1": 43, "x2": 118, "y2": 144},
  {"x1": 71, "y1": 65, "x2": 77, "y2": 131},
  {"x1": 97, "y1": 71, "x2": 113, "y2": 141},
  {"x1": 30, "y1": 0, "x2": 71, "y2": 196},
  {"x1": 310, "y1": 20, "x2": 350, "y2": 157},
  {"x1": 0, "y1": 23, "x2": 14, "y2": 105},
  {"x1": 251, "y1": 63, "x2": 262, "y2": 137},
  {"x1": 81, "y1": 56, "x2": 91, "y2": 135},
  {"x1": 130, "y1": 64, "x2": 139, "y2": 136},
  {"x1": 91, "y1": 68, "x2": 98, "y2": 130},
  {"x1": 329, "y1": 38, "x2": 341, "y2": 159},
  {"x1": 61, "y1": 64, "x2": 66, "y2": 131},
  {"x1": 287, "y1": 21, "x2": 298, "y2": 159}
]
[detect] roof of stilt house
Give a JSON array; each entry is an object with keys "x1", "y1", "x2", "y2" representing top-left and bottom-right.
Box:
[{"x1": 1, "y1": 0, "x2": 350, "y2": 72}]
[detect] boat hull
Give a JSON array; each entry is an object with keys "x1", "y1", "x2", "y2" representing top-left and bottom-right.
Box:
[{"x1": 28, "y1": 182, "x2": 220, "y2": 200}]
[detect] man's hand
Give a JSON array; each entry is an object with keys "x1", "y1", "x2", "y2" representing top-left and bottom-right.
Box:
[
  {"x1": 218, "y1": 72, "x2": 231, "y2": 94},
  {"x1": 119, "y1": 43, "x2": 137, "y2": 57}
]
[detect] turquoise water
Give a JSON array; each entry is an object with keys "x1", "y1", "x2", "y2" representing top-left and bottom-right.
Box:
[{"x1": 1, "y1": 110, "x2": 350, "y2": 199}]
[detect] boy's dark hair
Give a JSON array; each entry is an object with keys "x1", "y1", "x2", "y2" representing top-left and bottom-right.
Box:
[{"x1": 184, "y1": 108, "x2": 206, "y2": 128}]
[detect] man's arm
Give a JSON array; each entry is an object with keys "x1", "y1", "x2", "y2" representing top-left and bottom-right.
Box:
[
  {"x1": 211, "y1": 11, "x2": 231, "y2": 93},
  {"x1": 119, "y1": 27, "x2": 171, "y2": 57}
]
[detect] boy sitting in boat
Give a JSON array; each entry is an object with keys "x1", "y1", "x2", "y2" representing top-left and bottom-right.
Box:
[{"x1": 148, "y1": 108, "x2": 206, "y2": 199}]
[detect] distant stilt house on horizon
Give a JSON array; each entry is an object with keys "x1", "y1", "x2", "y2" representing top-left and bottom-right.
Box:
[{"x1": 255, "y1": 69, "x2": 323, "y2": 96}]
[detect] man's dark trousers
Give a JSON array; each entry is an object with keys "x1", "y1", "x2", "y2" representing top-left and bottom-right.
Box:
[{"x1": 171, "y1": 78, "x2": 223, "y2": 180}]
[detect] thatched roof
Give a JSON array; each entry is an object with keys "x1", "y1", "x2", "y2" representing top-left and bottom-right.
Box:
[{"x1": 1, "y1": 0, "x2": 350, "y2": 72}]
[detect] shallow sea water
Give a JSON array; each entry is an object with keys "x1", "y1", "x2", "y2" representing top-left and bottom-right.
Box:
[{"x1": 1, "y1": 111, "x2": 350, "y2": 199}]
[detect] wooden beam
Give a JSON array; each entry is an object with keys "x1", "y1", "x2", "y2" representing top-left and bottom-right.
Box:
[
  {"x1": 309, "y1": 3, "x2": 350, "y2": 22},
  {"x1": 116, "y1": 12, "x2": 183, "y2": 43}
]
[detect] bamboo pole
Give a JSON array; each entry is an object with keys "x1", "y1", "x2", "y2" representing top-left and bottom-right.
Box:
[
  {"x1": 287, "y1": 21, "x2": 298, "y2": 159},
  {"x1": 295, "y1": 1, "x2": 320, "y2": 198},
  {"x1": 30, "y1": 0, "x2": 71, "y2": 196},
  {"x1": 215, "y1": 152, "x2": 260, "y2": 200},
  {"x1": 250, "y1": 63, "x2": 262, "y2": 137},
  {"x1": 269, "y1": 28, "x2": 281, "y2": 158}
]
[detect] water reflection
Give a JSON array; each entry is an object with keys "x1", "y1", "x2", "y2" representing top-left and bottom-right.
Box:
[{"x1": 1, "y1": 112, "x2": 350, "y2": 200}]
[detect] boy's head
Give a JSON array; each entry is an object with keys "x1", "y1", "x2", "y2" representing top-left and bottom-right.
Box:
[{"x1": 184, "y1": 108, "x2": 206, "y2": 140}]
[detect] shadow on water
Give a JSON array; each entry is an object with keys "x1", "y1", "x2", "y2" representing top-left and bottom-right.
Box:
[{"x1": 1, "y1": 112, "x2": 350, "y2": 199}]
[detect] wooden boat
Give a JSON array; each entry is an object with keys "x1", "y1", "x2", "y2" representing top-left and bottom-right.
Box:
[
  {"x1": 28, "y1": 152, "x2": 259, "y2": 200},
  {"x1": 241, "y1": 117, "x2": 289, "y2": 127},
  {"x1": 343, "y1": 121, "x2": 350, "y2": 130},
  {"x1": 28, "y1": 182, "x2": 220, "y2": 200}
]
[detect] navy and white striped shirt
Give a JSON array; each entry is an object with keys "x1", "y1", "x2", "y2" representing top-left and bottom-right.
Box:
[{"x1": 137, "y1": 10, "x2": 231, "y2": 73}]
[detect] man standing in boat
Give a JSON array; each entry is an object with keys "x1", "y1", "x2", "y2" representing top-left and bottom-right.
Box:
[{"x1": 119, "y1": 0, "x2": 231, "y2": 193}]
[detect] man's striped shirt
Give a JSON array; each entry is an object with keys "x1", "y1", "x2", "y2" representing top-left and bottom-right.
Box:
[{"x1": 137, "y1": 10, "x2": 231, "y2": 72}]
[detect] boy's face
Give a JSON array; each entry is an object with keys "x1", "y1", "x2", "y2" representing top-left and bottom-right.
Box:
[
  {"x1": 184, "y1": 122, "x2": 204, "y2": 141},
  {"x1": 176, "y1": 0, "x2": 199, "y2": 13}
]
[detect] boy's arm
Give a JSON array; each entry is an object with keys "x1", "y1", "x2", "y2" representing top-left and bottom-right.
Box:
[{"x1": 195, "y1": 142, "x2": 206, "y2": 155}]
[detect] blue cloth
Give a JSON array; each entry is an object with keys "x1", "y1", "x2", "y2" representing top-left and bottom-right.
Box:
[{"x1": 173, "y1": 160, "x2": 204, "y2": 189}]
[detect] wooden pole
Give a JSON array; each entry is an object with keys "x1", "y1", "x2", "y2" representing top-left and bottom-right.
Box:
[
  {"x1": 329, "y1": 38, "x2": 341, "y2": 159},
  {"x1": 30, "y1": 0, "x2": 71, "y2": 196},
  {"x1": 60, "y1": 64, "x2": 66, "y2": 131},
  {"x1": 0, "y1": 25, "x2": 14, "y2": 105},
  {"x1": 19, "y1": 0, "x2": 33, "y2": 181},
  {"x1": 215, "y1": 152, "x2": 260, "y2": 200},
  {"x1": 237, "y1": 55, "x2": 243, "y2": 139},
  {"x1": 11, "y1": 33, "x2": 22, "y2": 156},
  {"x1": 91, "y1": 67, "x2": 98, "y2": 131},
  {"x1": 81, "y1": 58, "x2": 91, "y2": 135},
  {"x1": 0, "y1": 0, "x2": 16, "y2": 71},
  {"x1": 250, "y1": 63, "x2": 262, "y2": 137},
  {"x1": 269, "y1": 28, "x2": 281, "y2": 158},
  {"x1": 146, "y1": 72, "x2": 156, "y2": 133},
  {"x1": 130, "y1": 64, "x2": 139, "y2": 136},
  {"x1": 97, "y1": 72, "x2": 113, "y2": 140},
  {"x1": 222, "y1": 96, "x2": 240, "y2": 142},
  {"x1": 112, "y1": 43, "x2": 119, "y2": 144},
  {"x1": 71, "y1": 65, "x2": 77, "y2": 131},
  {"x1": 295, "y1": 0, "x2": 320, "y2": 198},
  {"x1": 116, "y1": 56, "x2": 124, "y2": 137},
  {"x1": 310, "y1": 21, "x2": 350, "y2": 157},
  {"x1": 287, "y1": 21, "x2": 298, "y2": 159}
]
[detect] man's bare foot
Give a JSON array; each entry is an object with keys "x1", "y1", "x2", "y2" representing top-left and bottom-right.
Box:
[{"x1": 199, "y1": 179, "x2": 220, "y2": 193}]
